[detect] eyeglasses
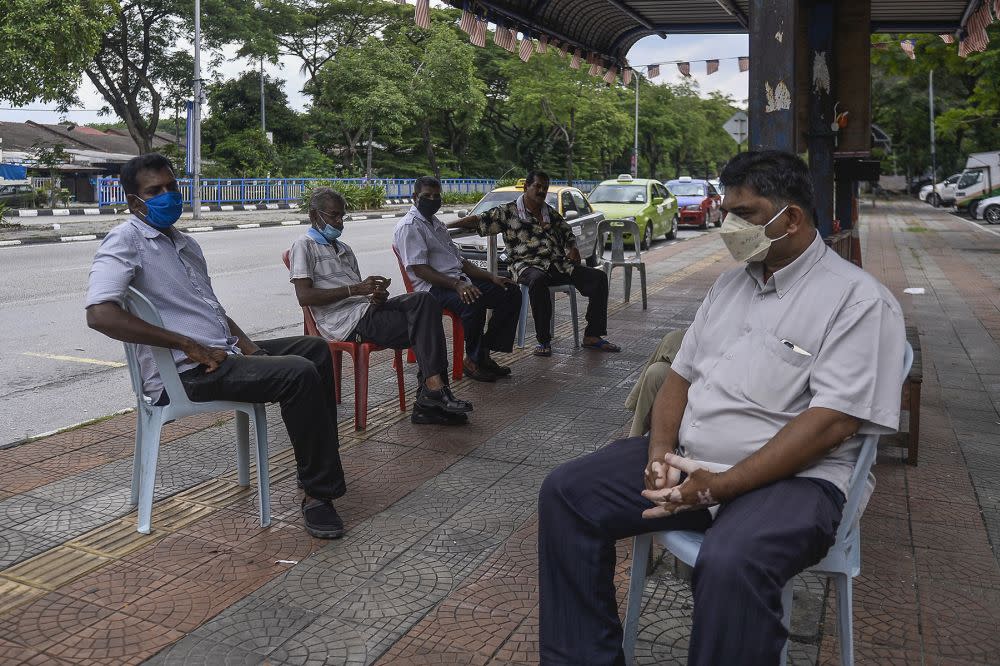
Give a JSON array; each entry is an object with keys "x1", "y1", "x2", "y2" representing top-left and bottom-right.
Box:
[{"x1": 318, "y1": 209, "x2": 345, "y2": 222}]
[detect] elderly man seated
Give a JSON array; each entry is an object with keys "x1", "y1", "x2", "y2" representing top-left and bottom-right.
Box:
[
  {"x1": 86, "y1": 154, "x2": 348, "y2": 540},
  {"x1": 288, "y1": 187, "x2": 472, "y2": 425},
  {"x1": 537, "y1": 150, "x2": 905, "y2": 665},
  {"x1": 394, "y1": 176, "x2": 522, "y2": 382}
]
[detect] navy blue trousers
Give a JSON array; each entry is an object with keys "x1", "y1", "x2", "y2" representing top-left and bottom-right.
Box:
[
  {"x1": 538, "y1": 436, "x2": 844, "y2": 666},
  {"x1": 430, "y1": 278, "x2": 521, "y2": 363}
]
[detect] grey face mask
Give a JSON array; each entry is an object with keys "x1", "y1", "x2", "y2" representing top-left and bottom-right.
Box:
[{"x1": 718, "y1": 205, "x2": 789, "y2": 263}]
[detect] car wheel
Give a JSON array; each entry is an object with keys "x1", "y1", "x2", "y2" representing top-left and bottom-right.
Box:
[
  {"x1": 713, "y1": 210, "x2": 722, "y2": 228},
  {"x1": 967, "y1": 199, "x2": 982, "y2": 217},
  {"x1": 640, "y1": 223, "x2": 653, "y2": 250},
  {"x1": 929, "y1": 193, "x2": 939, "y2": 207},
  {"x1": 666, "y1": 215, "x2": 678, "y2": 240},
  {"x1": 985, "y1": 205, "x2": 1000, "y2": 225}
]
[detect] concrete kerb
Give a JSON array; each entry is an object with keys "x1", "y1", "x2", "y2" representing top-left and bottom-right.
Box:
[
  {"x1": 0, "y1": 207, "x2": 465, "y2": 249},
  {"x1": 3, "y1": 199, "x2": 419, "y2": 217}
]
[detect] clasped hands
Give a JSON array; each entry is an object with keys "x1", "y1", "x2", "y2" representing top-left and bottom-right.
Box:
[
  {"x1": 641, "y1": 452, "x2": 727, "y2": 519},
  {"x1": 357, "y1": 276, "x2": 391, "y2": 305}
]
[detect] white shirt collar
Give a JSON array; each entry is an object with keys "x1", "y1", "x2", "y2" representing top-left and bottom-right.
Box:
[{"x1": 516, "y1": 194, "x2": 550, "y2": 224}]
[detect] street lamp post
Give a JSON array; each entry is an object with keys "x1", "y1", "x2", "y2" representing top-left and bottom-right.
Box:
[
  {"x1": 192, "y1": 0, "x2": 203, "y2": 220},
  {"x1": 632, "y1": 74, "x2": 639, "y2": 177},
  {"x1": 929, "y1": 69, "x2": 937, "y2": 196},
  {"x1": 260, "y1": 56, "x2": 266, "y2": 136}
]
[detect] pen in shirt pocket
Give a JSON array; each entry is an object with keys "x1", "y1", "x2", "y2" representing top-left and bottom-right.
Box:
[{"x1": 780, "y1": 339, "x2": 813, "y2": 357}]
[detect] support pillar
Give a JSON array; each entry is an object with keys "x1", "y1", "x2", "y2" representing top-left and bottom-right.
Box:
[
  {"x1": 748, "y1": 0, "x2": 798, "y2": 151},
  {"x1": 807, "y1": 1, "x2": 835, "y2": 237}
]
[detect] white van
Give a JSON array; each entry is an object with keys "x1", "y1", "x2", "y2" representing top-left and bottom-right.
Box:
[
  {"x1": 954, "y1": 151, "x2": 1000, "y2": 215},
  {"x1": 924, "y1": 173, "x2": 962, "y2": 207}
]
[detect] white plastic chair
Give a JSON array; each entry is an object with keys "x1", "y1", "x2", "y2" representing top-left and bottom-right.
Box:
[
  {"x1": 516, "y1": 283, "x2": 580, "y2": 349},
  {"x1": 598, "y1": 219, "x2": 647, "y2": 310},
  {"x1": 122, "y1": 286, "x2": 271, "y2": 534},
  {"x1": 622, "y1": 342, "x2": 914, "y2": 666}
]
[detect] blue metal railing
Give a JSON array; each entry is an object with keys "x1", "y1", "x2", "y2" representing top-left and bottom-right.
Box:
[{"x1": 96, "y1": 177, "x2": 599, "y2": 207}]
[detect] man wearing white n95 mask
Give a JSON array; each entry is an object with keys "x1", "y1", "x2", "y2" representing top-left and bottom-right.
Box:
[{"x1": 537, "y1": 150, "x2": 905, "y2": 665}]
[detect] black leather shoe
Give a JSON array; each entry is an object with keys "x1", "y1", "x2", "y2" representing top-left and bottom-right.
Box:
[
  {"x1": 480, "y1": 356, "x2": 512, "y2": 376},
  {"x1": 462, "y1": 360, "x2": 498, "y2": 382},
  {"x1": 416, "y1": 386, "x2": 473, "y2": 414},
  {"x1": 301, "y1": 497, "x2": 345, "y2": 539},
  {"x1": 411, "y1": 406, "x2": 469, "y2": 426}
]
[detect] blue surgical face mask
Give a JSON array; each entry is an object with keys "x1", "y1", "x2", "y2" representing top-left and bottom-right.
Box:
[
  {"x1": 318, "y1": 223, "x2": 342, "y2": 242},
  {"x1": 136, "y1": 191, "x2": 183, "y2": 229}
]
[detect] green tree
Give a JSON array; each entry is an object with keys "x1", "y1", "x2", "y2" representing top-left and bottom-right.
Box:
[
  {"x1": 30, "y1": 140, "x2": 70, "y2": 207},
  {"x1": 210, "y1": 128, "x2": 279, "y2": 177},
  {"x1": 0, "y1": 0, "x2": 115, "y2": 106},
  {"x1": 202, "y1": 72, "x2": 303, "y2": 152}
]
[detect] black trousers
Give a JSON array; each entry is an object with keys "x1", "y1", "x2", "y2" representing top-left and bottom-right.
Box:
[
  {"x1": 351, "y1": 292, "x2": 448, "y2": 384},
  {"x1": 429, "y1": 279, "x2": 521, "y2": 363},
  {"x1": 538, "y1": 436, "x2": 844, "y2": 666},
  {"x1": 518, "y1": 265, "x2": 609, "y2": 344},
  {"x1": 178, "y1": 336, "x2": 346, "y2": 501}
]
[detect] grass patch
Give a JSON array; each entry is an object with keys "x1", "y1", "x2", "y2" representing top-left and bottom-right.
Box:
[{"x1": 905, "y1": 225, "x2": 928, "y2": 233}]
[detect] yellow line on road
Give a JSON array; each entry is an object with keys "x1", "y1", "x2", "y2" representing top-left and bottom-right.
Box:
[{"x1": 23, "y1": 352, "x2": 126, "y2": 368}]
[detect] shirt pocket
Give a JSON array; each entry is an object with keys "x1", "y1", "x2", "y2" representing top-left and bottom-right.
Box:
[{"x1": 743, "y1": 331, "x2": 813, "y2": 413}]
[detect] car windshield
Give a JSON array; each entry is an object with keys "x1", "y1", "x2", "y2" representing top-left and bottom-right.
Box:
[
  {"x1": 667, "y1": 182, "x2": 706, "y2": 196},
  {"x1": 470, "y1": 191, "x2": 557, "y2": 215},
  {"x1": 588, "y1": 184, "x2": 646, "y2": 204},
  {"x1": 958, "y1": 172, "x2": 982, "y2": 188}
]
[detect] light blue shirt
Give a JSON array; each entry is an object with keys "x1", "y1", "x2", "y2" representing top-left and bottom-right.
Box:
[
  {"x1": 393, "y1": 206, "x2": 467, "y2": 292},
  {"x1": 86, "y1": 216, "x2": 239, "y2": 399}
]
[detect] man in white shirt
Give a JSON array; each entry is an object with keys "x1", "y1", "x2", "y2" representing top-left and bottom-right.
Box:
[
  {"x1": 538, "y1": 150, "x2": 906, "y2": 665},
  {"x1": 288, "y1": 187, "x2": 472, "y2": 423}
]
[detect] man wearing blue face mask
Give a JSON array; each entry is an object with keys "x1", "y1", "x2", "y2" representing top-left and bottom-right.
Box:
[
  {"x1": 86, "y1": 154, "x2": 349, "y2": 540},
  {"x1": 288, "y1": 187, "x2": 473, "y2": 423}
]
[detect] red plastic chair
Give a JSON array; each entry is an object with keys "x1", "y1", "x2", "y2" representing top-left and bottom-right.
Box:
[
  {"x1": 282, "y1": 250, "x2": 406, "y2": 431},
  {"x1": 392, "y1": 246, "x2": 464, "y2": 380}
]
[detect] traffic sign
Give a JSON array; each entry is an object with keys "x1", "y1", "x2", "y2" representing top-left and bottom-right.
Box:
[{"x1": 723, "y1": 111, "x2": 749, "y2": 145}]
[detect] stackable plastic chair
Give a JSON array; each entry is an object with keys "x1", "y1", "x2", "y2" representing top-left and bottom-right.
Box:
[
  {"x1": 622, "y1": 342, "x2": 914, "y2": 666},
  {"x1": 281, "y1": 251, "x2": 405, "y2": 431},
  {"x1": 515, "y1": 283, "x2": 580, "y2": 349},
  {"x1": 122, "y1": 286, "x2": 270, "y2": 534},
  {"x1": 392, "y1": 246, "x2": 464, "y2": 380},
  {"x1": 598, "y1": 219, "x2": 647, "y2": 310}
]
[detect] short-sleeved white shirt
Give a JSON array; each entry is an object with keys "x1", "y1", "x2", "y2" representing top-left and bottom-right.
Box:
[
  {"x1": 287, "y1": 235, "x2": 371, "y2": 341},
  {"x1": 393, "y1": 206, "x2": 467, "y2": 292},
  {"x1": 670, "y1": 232, "x2": 905, "y2": 496}
]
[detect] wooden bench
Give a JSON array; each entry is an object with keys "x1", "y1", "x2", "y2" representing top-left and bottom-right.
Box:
[{"x1": 889, "y1": 326, "x2": 922, "y2": 465}]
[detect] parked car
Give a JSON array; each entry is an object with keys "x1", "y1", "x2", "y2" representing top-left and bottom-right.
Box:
[
  {"x1": 666, "y1": 177, "x2": 723, "y2": 229},
  {"x1": 0, "y1": 181, "x2": 35, "y2": 208},
  {"x1": 955, "y1": 151, "x2": 1000, "y2": 215},
  {"x1": 922, "y1": 173, "x2": 962, "y2": 207},
  {"x1": 586, "y1": 174, "x2": 679, "y2": 249},
  {"x1": 972, "y1": 194, "x2": 1000, "y2": 224},
  {"x1": 452, "y1": 181, "x2": 605, "y2": 274}
]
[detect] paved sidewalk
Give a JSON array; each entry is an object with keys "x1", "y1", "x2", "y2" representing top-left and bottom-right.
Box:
[{"x1": 0, "y1": 200, "x2": 997, "y2": 665}]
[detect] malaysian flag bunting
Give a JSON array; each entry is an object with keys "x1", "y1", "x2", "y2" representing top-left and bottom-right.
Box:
[
  {"x1": 738, "y1": 56, "x2": 749, "y2": 72},
  {"x1": 603, "y1": 66, "x2": 618, "y2": 85},
  {"x1": 647, "y1": 63, "x2": 660, "y2": 78},
  {"x1": 589, "y1": 61, "x2": 603, "y2": 77},
  {"x1": 558, "y1": 42, "x2": 568, "y2": 58},
  {"x1": 872, "y1": 42, "x2": 890, "y2": 49},
  {"x1": 504, "y1": 27, "x2": 518, "y2": 52},
  {"x1": 471, "y1": 14, "x2": 487, "y2": 47},
  {"x1": 622, "y1": 68, "x2": 633, "y2": 85},
  {"x1": 537, "y1": 34, "x2": 548, "y2": 53},
  {"x1": 959, "y1": 3, "x2": 991, "y2": 56},
  {"x1": 570, "y1": 49, "x2": 582, "y2": 69},
  {"x1": 706, "y1": 59, "x2": 719, "y2": 75},
  {"x1": 459, "y1": 2, "x2": 474, "y2": 34},
  {"x1": 899, "y1": 39, "x2": 916, "y2": 59},
  {"x1": 519, "y1": 37, "x2": 534, "y2": 62},
  {"x1": 414, "y1": 0, "x2": 430, "y2": 29},
  {"x1": 939, "y1": 34, "x2": 955, "y2": 43},
  {"x1": 677, "y1": 61, "x2": 691, "y2": 77}
]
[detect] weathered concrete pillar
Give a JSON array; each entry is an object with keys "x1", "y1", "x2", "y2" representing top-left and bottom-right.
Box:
[{"x1": 748, "y1": 0, "x2": 798, "y2": 151}]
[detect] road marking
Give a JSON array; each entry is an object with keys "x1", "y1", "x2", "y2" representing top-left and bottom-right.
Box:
[
  {"x1": 237, "y1": 223, "x2": 260, "y2": 229},
  {"x1": 60, "y1": 234, "x2": 97, "y2": 242},
  {"x1": 281, "y1": 220, "x2": 303, "y2": 226},
  {"x1": 0, "y1": 240, "x2": 22, "y2": 247},
  {"x1": 265, "y1": 203, "x2": 279, "y2": 209},
  {"x1": 220, "y1": 205, "x2": 234, "y2": 211},
  {"x1": 52, "y1": 209, "x2": 70, "y2": 216},
  {"x1": 188, "y1": 226, "x2": 214, "y2": 232},
  {"x1": 952, "y1": 214, "x2": 1000, "y2": 239},
  {"x1": 83, "y1": 209, "x2": 100, "y2": 215},
  {"x1": 381, "y1": 214, "x2": 397, "y2": 218},
  {"x1": 23, "y1": 352, "x2": 126, "y2": 368},
  {"x1": 19, "y1": 210, "x2": 38, "y2": 217}
]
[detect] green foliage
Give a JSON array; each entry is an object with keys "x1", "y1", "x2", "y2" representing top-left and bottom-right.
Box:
[
  {"x1": 279, "y1": 143, "x2": 339, "y2": 178},
  {"x1": 441, "y1": 191, "x2": 485, "y2": 205},
  {"x1": 211, "y1": 129, "x2": 280, "y2": 177},
  {"x1": 299, "y1": 181, "x2": 386, "y2": 212},
  {"x1": 203, "y1": 72, "x2": 304, "y2": 152}
]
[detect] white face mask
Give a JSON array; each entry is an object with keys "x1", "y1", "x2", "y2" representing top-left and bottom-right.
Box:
[{"x1": 719, "y1": 205, "x2": 789, "y2": 263}]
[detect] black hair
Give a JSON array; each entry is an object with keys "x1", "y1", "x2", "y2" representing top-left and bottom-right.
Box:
[
  {"x1": 412, "y1": 175, "x2": 442, "y2": 198},
  {"x1": 525, "y1": 170, "x2": 550, "y2": 188},
  {"x1": 719, "y1": 150, "x2": 814, "y2": 218},
  {"x1": 121, "y1": 153, "x2": 175, "y2": 196},
  {"x1": 309, "y1": 187, "x2": 346, "y2": 210}
]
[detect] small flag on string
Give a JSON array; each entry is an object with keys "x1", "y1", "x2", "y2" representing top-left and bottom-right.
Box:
[
  {"x1": 939, "y1": 34, "x2": 955, "y2": 43},
  {"x1": 471, "y1": 14, "x2": 487, "y2": 47},
  {"x1": 647, "y1": 63, "x2": 660, "y2": 78},
  {"x1": 519, "y1": 37, "x2": 534, "y2": 62},
  {"x1": 622, "y1": 68, "x2": 633, "y2": 86},
  {"x1": 537, "y1": 34, "x2": 548, "y2": 53},
  {"x1": 414, "y1": 0, "x2": 430, "y2": 29},
  {"x1": 738, "y1": 56, "x2": 749, "y2": 72},
  {"x1": 589, "y1": 61, "x2": 603, "y2": 77},
  {"x1": 872, "y1": 42, "x2": 890, "y2": 50},
  {"x1": 603, "y1": 66, "x2": 618, "y2": 85},
  {"x1": 459, "y1": 2, "x2": 474, "y2": 34},
  {"x1": 706, "y1": 59, "x2": 719, "y2": 75},
  {"x1": 677, "y1": 61, "x2": 691, "y2": 77},
  {"x1": 570, "y1": 49, "x2": 582, "y2": 69},
  {"x1": 558, "y1": 42, "x2": 568, "y2": 58},
  {"x1": 959, "y1": 4, "x2": 991, "y2": 56},
  {"x1": 900, "y1": 39, "x2": 916, "y2": 59},
  {"x1": 504, "y1": 28, "x2": 518, "y2": 53}
]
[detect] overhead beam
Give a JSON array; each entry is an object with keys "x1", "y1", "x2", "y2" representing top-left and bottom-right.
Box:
[
  {"x1": 713, "y1": 0, "x2": 750, "y2": 29},
  {"x1": 602, "y1": 0, "x2": 653, "y2": 30},
  {"x1": 870, "y1": 21, "x2": 964, "y2": 32}
]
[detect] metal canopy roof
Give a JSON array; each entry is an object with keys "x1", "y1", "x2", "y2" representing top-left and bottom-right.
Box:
[{"x1": 449, "y1": 0, "x2": 980, "y2": 65}]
